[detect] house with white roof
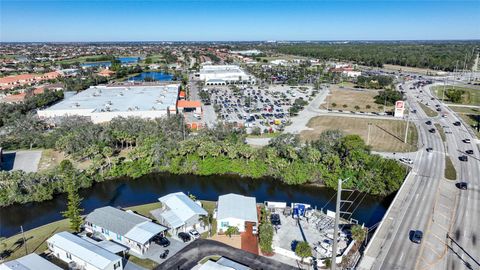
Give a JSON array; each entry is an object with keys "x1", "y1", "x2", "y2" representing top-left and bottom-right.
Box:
[
  {"x1": 84, "y1": 206, "x2": 168, "y2": 255},
  {"x1": 193, "y1": 257, "x2": 251, "y2": 270},
  {"x1": 0, "y1": 253, "x2": 62, "y2": 270},
  {"x1": 216, "y1": 194, "x2": 258, "y2": 233},
  {"x1": 47, "y1": 231, "x2": 123, "y2": 270},
  {"x1": 154, "y1": 192, "x2": 208, "y2": 234}
]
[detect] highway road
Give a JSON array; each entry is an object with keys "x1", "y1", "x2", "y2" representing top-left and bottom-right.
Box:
[{"x1": 359, "y1": 79, "x2": 479, "y2": 270}]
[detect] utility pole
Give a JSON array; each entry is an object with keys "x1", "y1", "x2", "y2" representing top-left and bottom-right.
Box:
[
  {"x1": 331, "y1": 179, "x2": 342, "y2": 270},
  {"x1": 404, "y1": 115, "x2": 410, "y2": 143},
  {"x1": 21, "y1": 225, "x2": 28, "y2": 255},
  {"x1": 367, "y1": 123, "x2": 372, "y2": 145},
  {"x1": 331, "y1": 178, "x2": 352, "y2": 270}
]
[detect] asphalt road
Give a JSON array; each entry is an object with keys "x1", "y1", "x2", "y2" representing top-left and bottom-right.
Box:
[
  {"x1": 360, "y1": 79, "x2": 479, "y2": 270},
  {"x1": 156, "y1": 239, "x2": 295, "y2": 270}
]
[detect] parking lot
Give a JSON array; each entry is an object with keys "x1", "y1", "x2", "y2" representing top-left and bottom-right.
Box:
[
  {"x1": 0, "y1": 150, "x2": 42, "y2": 172},
  {"x1": 204, "y1": 84, "x2": 317, "y2": 133}
]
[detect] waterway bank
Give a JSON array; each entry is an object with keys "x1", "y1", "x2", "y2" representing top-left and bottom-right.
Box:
[{"x1": 0, "y1": 172, "x2": 393, "y2": 238}]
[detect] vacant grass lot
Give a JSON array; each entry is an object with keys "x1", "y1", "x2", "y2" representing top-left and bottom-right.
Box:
[
  {"x1": 450, "y1": 106, "x2": 480, "y2": 138},
  {"x1": 432, "y1": 85, "x2": 480, "y2": 105},
  {"x1": 300, "y1": 116, "x2": 418, "y2": 152},
  {"x1": 321, "y1": 86, "x2": 394, "y2": 113}
]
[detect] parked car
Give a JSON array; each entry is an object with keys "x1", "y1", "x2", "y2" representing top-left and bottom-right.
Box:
[
  {"x1": 153, "y1": 236, "x2": 170, "y2": 247},
  {"x1": 466, "y1": 150, "x2": 474, "y2": 155},
  {"x1": 456, "y1": 182, "x2": 468, "y2": 190},
  {"x1": 459, "y1": 155, "x2": 468, "y2": 162},
  {"x1": 271, "y1": 214, "x2": 281, "y2": 226},
  {"x1": 399, "y1": 158, "x2": 413, "y2": 164},
  {"x1": 189, "y1": 229, "x2": 200, "y2": 239},
  {"x1": 178, "y1": 232, "x2": 191, "y2": 242},
  {"x1": 411, "y1": 230, "x2": 423, "y2": 244},
  {"x1": 252, "y1": 225, "x2": 258, "y2": 235}
]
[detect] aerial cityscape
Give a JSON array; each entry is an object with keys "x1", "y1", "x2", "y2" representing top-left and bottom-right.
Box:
[{"x1": 0, "y1": 0, "x2": 479, "y2": 270}]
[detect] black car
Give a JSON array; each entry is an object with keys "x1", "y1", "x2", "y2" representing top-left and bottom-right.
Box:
[
  {"x1": 426, "y1": 147, "x2": 433, "y2": 152},
  {"x1": 271, "y1": 214, "x2": 281, "y2": 226},
  {"x1": 429, "y1": 128, "x2": 436, "y2": 133},
  {"x1": 178, "y1": 232, "x2": 191, "y2": 242},
  {"x1": 466, "y1": 150, "x2": 474, "y2": 155},
  {"x1": 453, "y1": 121, "x2": 461, "y2": 126},
  {"x1": 411, "y1": 230, "x2": 423, "y2": 244},
  {"x1": 159, "y1": 249, "x2": 169, "y2": 259},
  {"x1": 154, "y1": 236, "x2": 170, "y2": 247},
  {"x1": 425, "y1": 120, "x2": 432, "y2": 125},
  {"x1": 456, "y1": 182, "x2": 468, "y2": 190},
  {"x1": 459, "y1": 155, "x2": 468, "y2": 162}
]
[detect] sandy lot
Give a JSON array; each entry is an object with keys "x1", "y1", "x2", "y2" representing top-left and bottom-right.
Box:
[
  {"x1": 300, "y1": 116, "x2": 418, "y2": 152},
  {"x1": 321, "y1": 86, "x2": 394, "y2": 113}
]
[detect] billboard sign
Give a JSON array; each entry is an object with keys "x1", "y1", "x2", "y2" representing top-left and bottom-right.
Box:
[{"x1": 394, "y1": 100, "x2": 405, "y2": 118}]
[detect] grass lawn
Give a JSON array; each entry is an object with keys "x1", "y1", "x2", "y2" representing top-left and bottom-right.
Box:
[
  {"x1": 382, "y1": 64, "x2": 440, "y2": 75},
  {"x1": 321, "y1": 86, "x2": 393, "y2": 113},
  {"x1": 126, "y1": 202, "x2": 162, "y2": 219},
  {"x1": 432, "y1": 85, "x2": 480, "y2": 106},
  {"x1": 55, "y1": 55, "x2": 109, "y2": 65},
  {"x1": 38, "y1": 149, "x2": 65, "y2": 172},
  {"x1": 199, "y1": 255, "x2": 221, "y2": 264},
  {"x1": 419, "y1": 103, "x2": 439, "y2": 117},
  {"x1": 445, "y1": 156, "x2": 457, "y2": 180},
  {"x1": 434, "y1": 123, "x2": 446, "y2": 142},
  {"x1": 300, "y1": 116, "x2": 418, "y2": 152},
  {"x1": 0, "y1": 219, "x2": 71, "y2": 261},
  {"x1": 127, "y1": 255, "x2": 159, "y2": 269},
  {"x1": 450, "y1": 106, "x2": 480, "y2": 138}
]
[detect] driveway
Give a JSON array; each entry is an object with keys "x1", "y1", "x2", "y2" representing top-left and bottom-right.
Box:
[
  {"x1": 1, "y1": 150, "x2": 42, "y2": 172},
  {"x1": 157, "y1": 239, "x2": 294, "y2": 270},
  {"x1": 144, "y1": 237, "x2": 189, "y2": 264}
]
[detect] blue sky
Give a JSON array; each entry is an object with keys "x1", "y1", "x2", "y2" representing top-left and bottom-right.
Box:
[{"x1": 1, "y1": 0, "x2": 479, "y2": 42}]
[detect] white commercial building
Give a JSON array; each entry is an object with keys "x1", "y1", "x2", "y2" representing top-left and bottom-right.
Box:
[
  {"x1": 47, "y1": 231, "x2": 123, "y2": 270},
  {"x1": 37, "y1": 84, "x2": 180, "y2": 123},
  {"x1": 0, "y1": 253, "x2": 63, "y2": 270},
  {"x1": 216, "y1": 193, "x2": 258, "y2": 233},
  {"x1": 199, "y1": 65, "x2": 256, "y2": 86}
]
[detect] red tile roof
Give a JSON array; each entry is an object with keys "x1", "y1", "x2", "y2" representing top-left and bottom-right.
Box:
[{"x1": 177, "y1": 100, "x2": 202, "y2": 108}]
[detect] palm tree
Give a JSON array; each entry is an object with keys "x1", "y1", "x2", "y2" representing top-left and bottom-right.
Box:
[
  {"x1": 199, "y1": 213, "x2": 214, "y2": 237},
  {"x1": 351, "y1": 225, "x2": 367, "y2": 245}
]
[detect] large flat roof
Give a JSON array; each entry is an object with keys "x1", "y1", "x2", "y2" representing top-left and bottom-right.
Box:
[{"x1": 43, "y1": 84, "x2": 180, "y2": 113}]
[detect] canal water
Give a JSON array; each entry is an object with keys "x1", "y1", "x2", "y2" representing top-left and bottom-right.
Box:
[
  {"x1": 0, "y1": 173, "x2": 393, "y2": 238},
  {"x1": 127, "y1": 72, "x2": 173, "y2": 82}
]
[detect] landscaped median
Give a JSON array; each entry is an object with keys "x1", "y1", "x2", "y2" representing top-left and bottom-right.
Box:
[
  {"x1": 445, "y1": 155, "x2": 457, "y2": 180},
  {"x1": 419, "y1": 103, "x2": 439, "y2": 117}
]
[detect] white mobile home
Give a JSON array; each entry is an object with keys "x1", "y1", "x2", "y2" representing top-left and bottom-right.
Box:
[
  {"x1": 85, "y1": 206, "x2": 167, "y2": 255},
  {"x1": 47, "y1": 231, "x2": 122, "y2": 270},
  {"x1": 216, "y1": 193, "x2": 258, "y2": 233},
  {"x1": 155, "y1": 192, "x2": 208, "y2": 234},
  {"x1": 0, "y1": 253, "x2": 62, "y2": 270}
]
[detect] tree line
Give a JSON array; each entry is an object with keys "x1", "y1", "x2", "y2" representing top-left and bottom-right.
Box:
[
  {"x1": 0, "y1": 115, "x2": 407, "y2": 206},
  {"x1": 272, "y1": 43, "x2": 478, "y2": 71}
]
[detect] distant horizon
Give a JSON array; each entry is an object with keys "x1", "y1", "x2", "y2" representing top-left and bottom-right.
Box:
[
  {"x1": 1, "y1": 39, "x2": 479, "y2": 44},
  {"x1": 1, "y1": 0, "x2": 479, "y2": 42}
]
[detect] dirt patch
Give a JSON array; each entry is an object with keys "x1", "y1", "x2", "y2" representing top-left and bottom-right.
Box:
[
  {"x1": 300, "y1": 116, "x2": 418, "y2": 152},
  {"x1": 321, "y1": 86, "x2": 393, "y2": 113},
  {"x1": 38, "y1": 149, "x2": 65, "y2": 172},
  {"x1": 210, "y1": 234, "x2": 242, "y2": 250}
]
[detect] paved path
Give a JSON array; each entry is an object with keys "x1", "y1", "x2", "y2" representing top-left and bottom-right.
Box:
[{"x1": 157, "y1": 239, "x2": 295, "y2": 270}]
